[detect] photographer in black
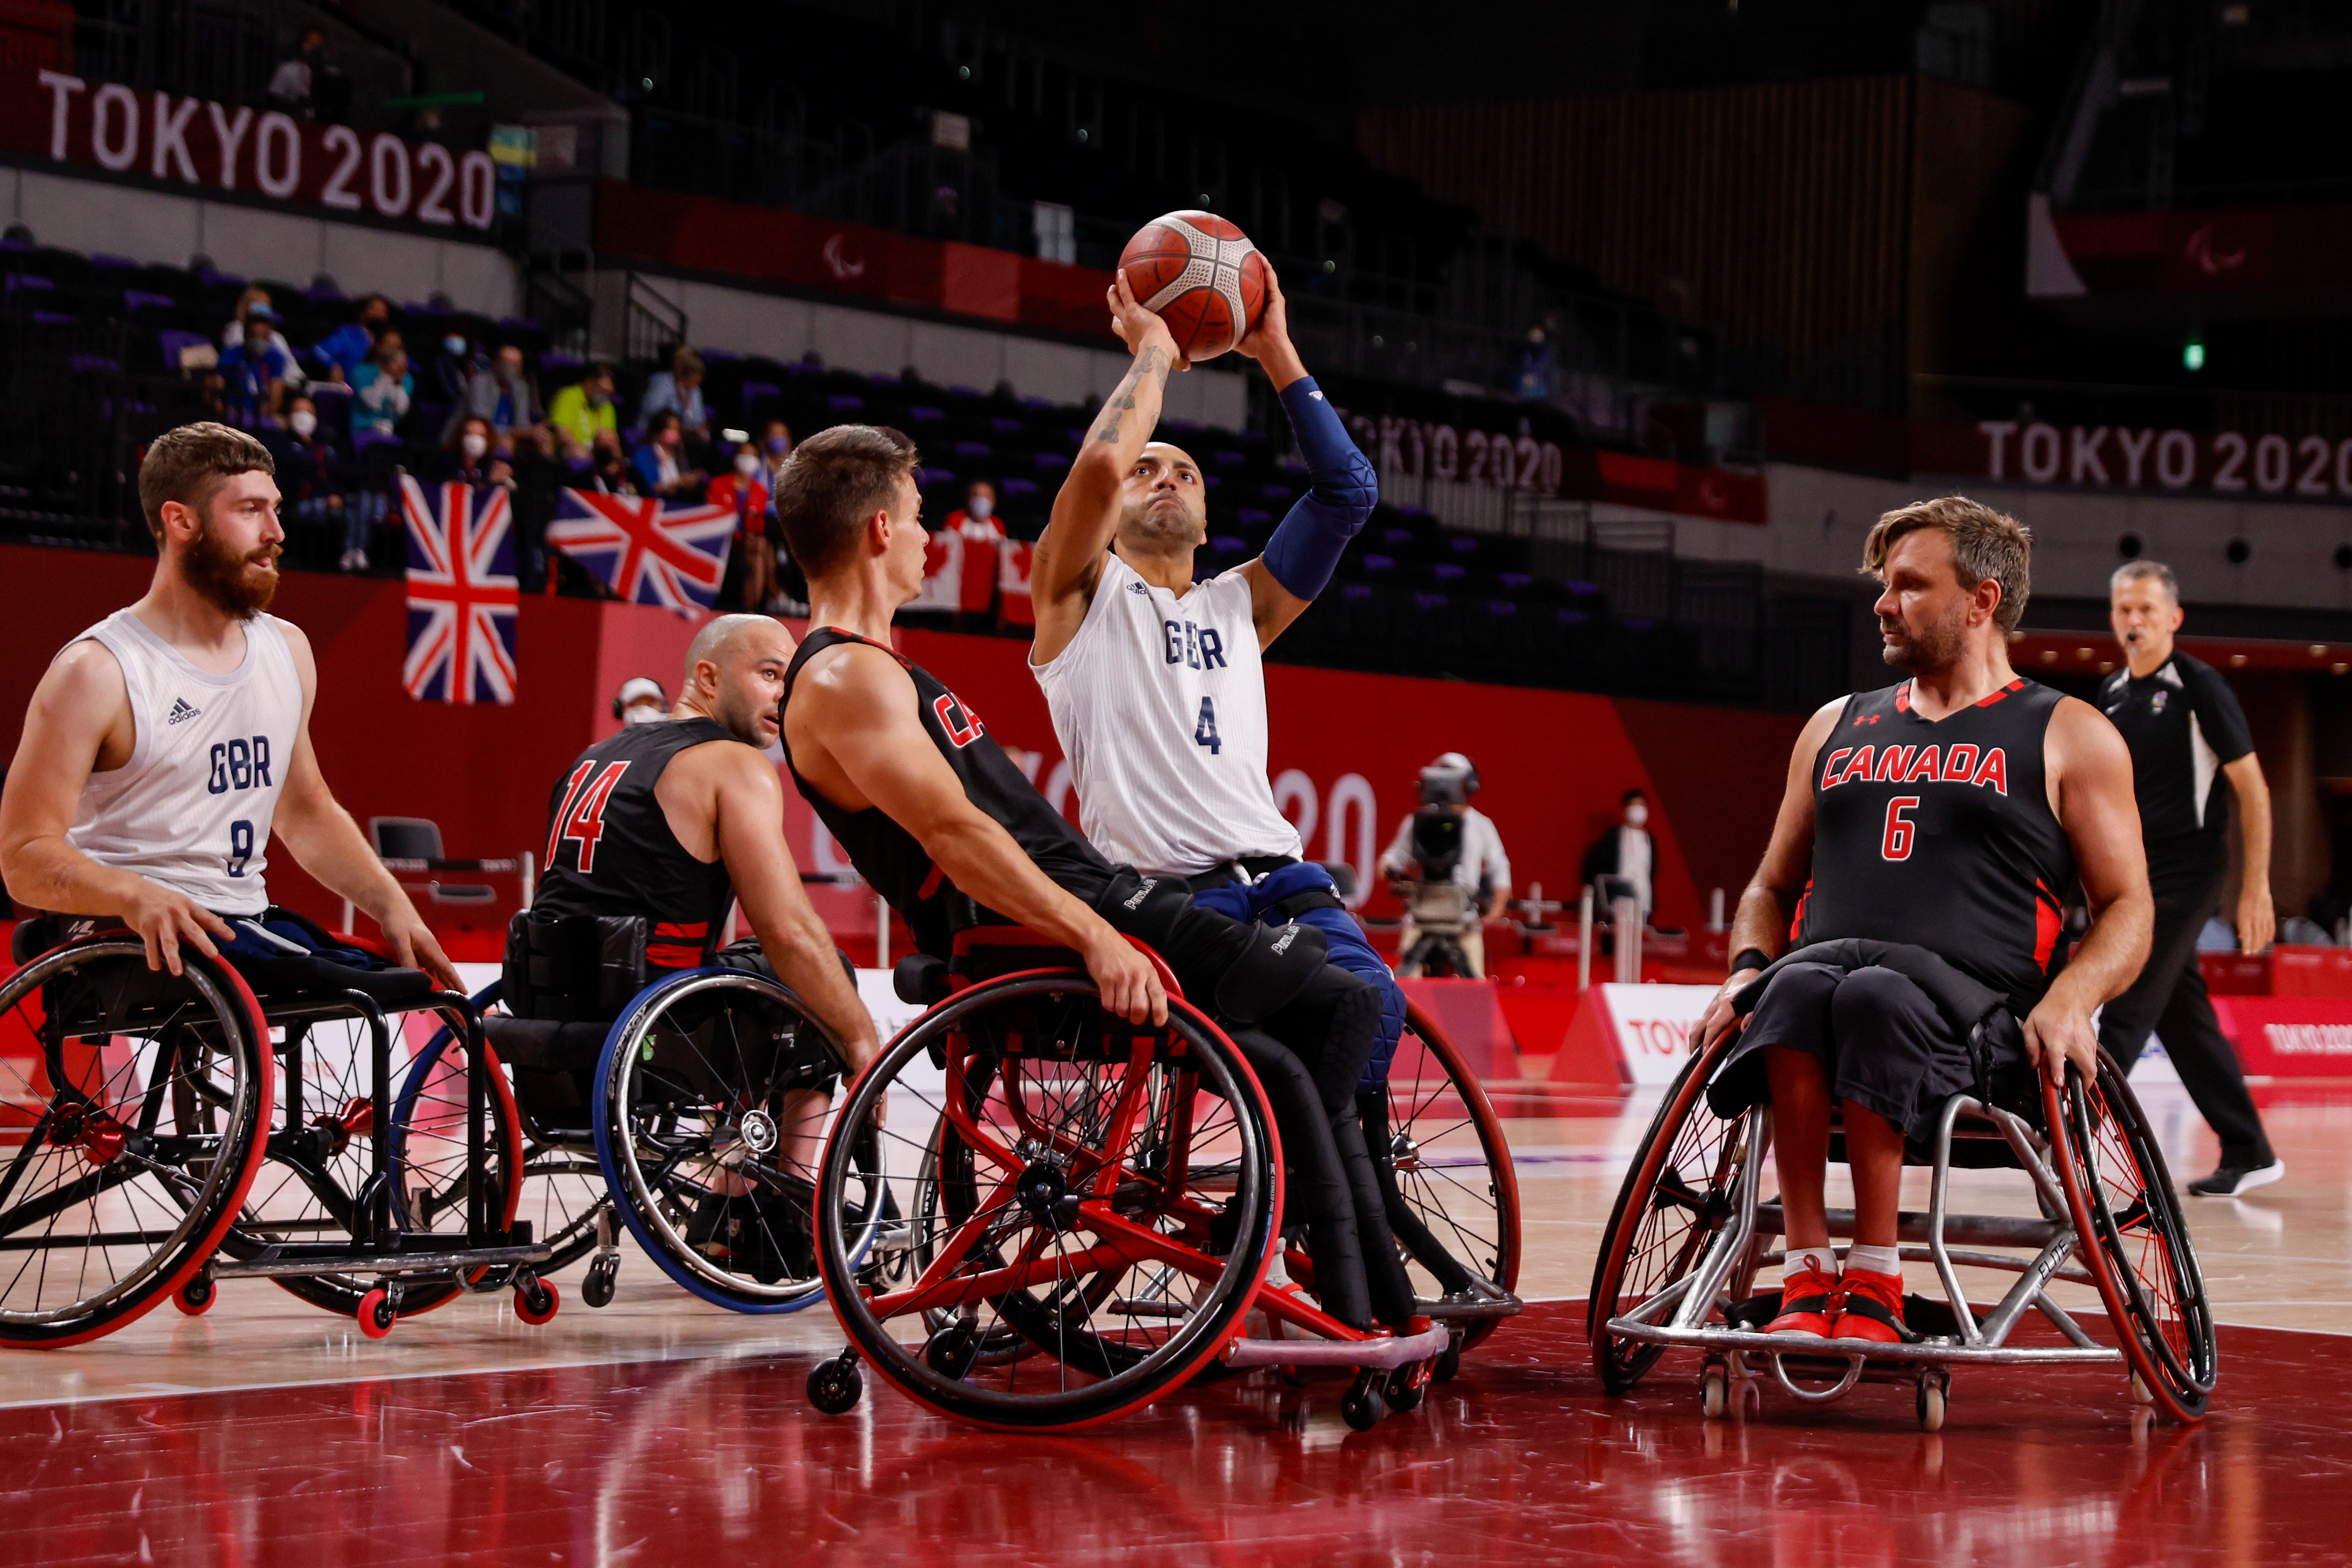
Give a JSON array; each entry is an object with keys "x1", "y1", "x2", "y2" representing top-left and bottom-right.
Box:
[{"x1": 1376, "y1": 753, "x2": 1511, "y2": 977}]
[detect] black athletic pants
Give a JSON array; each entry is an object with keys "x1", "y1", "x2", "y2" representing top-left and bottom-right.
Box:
[{"x1": 2097, "y1": 847, "x2": 2273, "y2": 1167}]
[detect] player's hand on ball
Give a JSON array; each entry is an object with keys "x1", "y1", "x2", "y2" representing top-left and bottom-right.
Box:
[
  {"x1": 2020, "y1": 997, "x2": 2099, "y2": 1083},
  {"x1": 126, "y1": 881, "x2": 232, "y2": 976},
  {"x1": 1107, "y1": 270, "x2": 1186, "y2": 372},
  {"x1": 1086, "y1": 929, "x2": 1169, "y2": 1027},
  {"x1": 1232, "y1": 263, "x2": 1290, "y2": 361},
  {"x1": 381, "y1": 909, "x2": 465, "y2": 994}
]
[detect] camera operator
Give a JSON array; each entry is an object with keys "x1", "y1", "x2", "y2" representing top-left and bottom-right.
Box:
[{"x1": 1377, "y1": 752, "x2": 1511, "y2": 978}]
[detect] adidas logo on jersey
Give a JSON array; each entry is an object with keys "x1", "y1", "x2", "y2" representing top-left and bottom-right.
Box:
[
  {"x1": 1127, "y1": 581, "x2": 1151, "y2": 595},
  {"x1": 166, "y1": 697, "x2": 201, "y2": 725}
]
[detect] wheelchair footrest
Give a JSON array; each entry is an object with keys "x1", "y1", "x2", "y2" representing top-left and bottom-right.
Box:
[
  {"x1": 1727, "y1": 1290, "x2": 1985, "y2": 1340},
  {"x1": 1606, "y1": 1315, "x2": 2123, "y2": 1368},
  {"x1": 213, "y1": 1236, "x2": 554, "y2": 1280},
  {"x1": 1416, "y1": 1282, "x2": 1523, "y2": 1323},
  {"x1": 1222, "y1": 1320, "x2": 1450, "y2": 1371}
]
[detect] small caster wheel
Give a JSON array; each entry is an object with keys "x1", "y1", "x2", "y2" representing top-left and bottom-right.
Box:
[
  {"x1": 1340, "y1": 1374, "x2": 1386, "y2": 1433},
  {"x1": 581, "y1": 1255, "x2": 619, "y2": 1309},
  {"x1": 1384, "y1": 1365, "x2": 1425, "y2": 1413},
  {"x1": 357, "y1": 1288, "x2": 397, "y2": 1340},
  {"x1": 2130, "y1": 1372, "x2": 2154, "y2": 1406},
  {"x1": 174, "y1": 1272, "x2": 216, "y2": 1316},
  {"x1": 807, "y1": 1355, "x2": 863, "y2": 1415},
  {"x1": 1431, "y1": 1344, "x2": 1462, "y2": 1384},
  {"x1": 1917, "y1": 1377, "x2": 1946, "y2": 1433},
  {"x1": 923, "y1": 1318, "x2": 980, "y2": 1380},
  {"x1": 1701, "y1": 1367, "x2": 1730, "y2": 1420},
  {"x1": 514, "y1": 1278, "x2": 560, "y2": 1326}
]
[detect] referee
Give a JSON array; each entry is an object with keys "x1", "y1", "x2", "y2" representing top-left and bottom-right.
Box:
[{"x1": 2097, "y1": 560, "x2": 2282, "y2": 1195}]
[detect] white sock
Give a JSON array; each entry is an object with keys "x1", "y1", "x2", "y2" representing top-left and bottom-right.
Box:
[
  {"x1": 1847, "y1": 1244, "x2": 1901, "y2": 1278},
  {"x1": 1782, "y1": 1246, "x2": 1838, "y2": 1287}
]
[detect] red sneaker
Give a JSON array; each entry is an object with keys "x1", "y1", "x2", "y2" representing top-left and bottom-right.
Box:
[
  {"x1": 1764, "y1": 1261, "x2": 1838, "y2": 1338},
  {"x1": 1829, "y1": 1268, "x2": 1911, "y2": 1344}
]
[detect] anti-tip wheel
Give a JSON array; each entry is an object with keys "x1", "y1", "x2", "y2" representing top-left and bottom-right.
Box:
[
  {"x1": 1384, "y1": 1366, "x2": 1426, "y2": 1413},
  {"x1": 1432, "y1": 1344, "x2": 1462, "y2": 1384},
  {"x1": 1341, "y1": 1376, "x2": 1386, "y2": 1433},
  {"x1": 581, "y1": 1256, "x2": 619, "y2": 1310},
  {"x1": 1701, "y1": 1367, "x2": 1730, "y2": 1421},
  {"x1": 2130, "y1": 1372, "x2": 2155, "y2": 1406},
  {"x1": 357, "y1": 1288, "x2": 397, "y2": 1340},
  {"x1": 174, "y1": 1274, "x2": 217, "y2": 1317},
  {"x1": 1917, "y1": 1379, "x2": 1947, "y2": 1433},
  {"x1": 514, "y1": 1279, "x2": 560, "y2": 1326},
  {"x1": 807, "y1": 1358, "x2": 863, "y2": 1415},
  {"x1": 922, "y1": 1318, "x2": 981, "y2": 1381}
]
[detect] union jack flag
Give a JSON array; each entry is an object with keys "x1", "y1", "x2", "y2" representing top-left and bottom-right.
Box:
[
  {"x1": 547, "y1": 490, "x2": 736, "y2": 615},
  {"x1": 402, "y1": 478, "x2": 519, "y2": 705}
]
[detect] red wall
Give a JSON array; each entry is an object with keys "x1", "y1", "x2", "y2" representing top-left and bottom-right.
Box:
[{"x1": 0, "y1": 546, "x2": 1797, "y2": 936}]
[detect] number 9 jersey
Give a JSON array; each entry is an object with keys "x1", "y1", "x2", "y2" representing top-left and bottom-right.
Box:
[
  {"x1": 63, "y1": 609, "x2": 302, "y2": 917},
  {"x1": 1793, "y1": 677, "x2": 2076, "y2": 1016}
]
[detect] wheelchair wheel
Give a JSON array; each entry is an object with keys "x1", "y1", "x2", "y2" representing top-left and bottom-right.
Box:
[
  {"x1": 2047, "y1": 1054, "x2": 2218, "y2": 1422},
  {"x1": 397, "y1": 986, "x2": 607, "y2": 1277},
  {"x1": 814, "y1": 971, "x2": 1281, "y2": 1431},
  {"x1": 1370, "y1": 999, "x2": 1521, "y2": 1352},
  {"x1": 594, "y1": 969, "x2": 885, "y2": 1313},
  {"x1": 0, "y1": 940, "x2": 273, "y2": 1347},
  {"x1": 219, "y1": 998, "x2": 524, "y2": 1318},
  {"x1": 1587, "y1": 1035, "x2": 1753, "y2": 1394}
]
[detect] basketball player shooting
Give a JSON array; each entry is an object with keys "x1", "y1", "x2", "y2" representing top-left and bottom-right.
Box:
[
  {"x1": 1030, "y1": 265, "x2": 1409, "y2": 1083},
  {"x1": 0, "y1": 422, "x2": 460, "y2": 991}
]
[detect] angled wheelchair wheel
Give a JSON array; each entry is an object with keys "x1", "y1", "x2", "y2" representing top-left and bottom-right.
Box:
[
  {"x1": 814, "y1": 970, "x2": 1281, "y2": 1431},
  {"x1": 0, "y1": 940, "x2": 273, "y2": 1347},
  {"x1": 397, "y1": 985, "x2": 606, "y2": 1278},
  {"x1": 1370, "y1": 999, "x2": 1521, "y2": 1352},
  {"x1": 1588, "y1": 1036, "x2": 1754, "y2": 1394},
  {"x1": 2047, "y1": 1054, "x2": 2218, "y2": 1422},
  {"x1": 220, "y1": 996, "x2": 524, "y2": 1319},
  {"x1": 594, "y1": 969, "x2": 884, "y2": 1313}
]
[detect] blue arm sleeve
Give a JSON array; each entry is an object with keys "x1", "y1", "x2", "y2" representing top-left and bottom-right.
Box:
[{"x1": 1260, "y1": 377, "x2": 1377, "y2": 600}]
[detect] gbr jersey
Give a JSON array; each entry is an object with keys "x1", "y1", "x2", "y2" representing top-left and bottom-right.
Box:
[
  {"x1": 1033, "y1": 551, "x2": 1301, "y2": 876},
  {"x1": 64, "y1": 609, "x2": 303, "y2": 917},
  {"x1": 1793, "y1": 677, "x2": 2076, "y2": 1014}
]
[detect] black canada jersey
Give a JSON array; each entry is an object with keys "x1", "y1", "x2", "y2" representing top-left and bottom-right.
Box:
[
  {"x1": 781, "y1": 627, "x2": 1115, "y2": 958},
  {"x1": 1793, "y1": 678, "x2": 2075, "y2": 1014},
  {"x1": 2097, "y1": 649, "x2": 2252, "y2": 849},
  {"x1": 534, "y1": 718, "x2": 738, "y2": 969}
]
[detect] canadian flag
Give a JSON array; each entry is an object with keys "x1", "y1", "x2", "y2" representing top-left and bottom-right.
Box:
[{"x1": 997, "y1": 540, "x2": 1037, "y2": 628}]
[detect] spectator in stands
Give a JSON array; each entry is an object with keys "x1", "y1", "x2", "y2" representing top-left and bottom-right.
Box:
[
  {"x1": 586, "y1": 430, "x2": 638, "y2": 497},
  {"x1": 547, "y1": 363, "x2": 620, "y2": 460},
  {"x1": 943, "y1": 479, "x2": 1004, "y2": 544},
  {"x1": 431, "y1": 330, "x2": 481, "y2": 408},
  {"x1": 758, "y1": 419, "x2": 793, "y2": 490},
  {"x1": 216, "y1": 308, "x2": 295, "y2": 428},
  {"x1": 435, "y1": 415, "x2": 515, "y2": 492},
  {"x1": 349, "y1": 337, "x2": 413, "y2": 437},
  {"x1": 1513, "y1": 325, "x2": 1557, "y2": 402},
  {"x1": 456, "y1": 343, "x2": 548, "y2": 456},
  {"x1": 630, "y1": 410, "x2": 705, "y2": 501},
  {"x1": 313, "y1": 294, "x2": 392, "y2": 384},
  {"x1": 638, "y1": 348, "x2": 709, "y2": 445},
  {"x1": 706, "y1": 436, "x2": 775, "y2": 610},
  {"x1": 269, "y1": 393, "x2": 382, "y2": 572},
  {"x1": 1581, "y1": 787, "x2": 1658, "y2": 921},
  {"x1": 223, "y1": 289, "x2": 304, "y2": 390},
  {"x1": 268, "y1": 28, "x2": 330, "y2": 118}
]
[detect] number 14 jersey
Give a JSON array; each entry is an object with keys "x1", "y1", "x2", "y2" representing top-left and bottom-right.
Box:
[{"x1": 1794, "y1": 677, "x2": 2076, "y2": 1014}]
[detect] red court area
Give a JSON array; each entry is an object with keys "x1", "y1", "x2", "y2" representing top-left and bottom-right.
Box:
[{"x1": 14, "y1": 1303, "x2": 2334, "y2": 1567}]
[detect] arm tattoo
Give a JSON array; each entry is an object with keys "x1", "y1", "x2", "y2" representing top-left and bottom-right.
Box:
[{"x1": 1090, "y1": 346, "x2": 1169, "y2": 445}]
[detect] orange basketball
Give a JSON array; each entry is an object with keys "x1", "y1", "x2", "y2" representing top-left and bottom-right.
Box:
[{"x1": 1117, "y1": 210, "x2": 1270, "y2": 362}]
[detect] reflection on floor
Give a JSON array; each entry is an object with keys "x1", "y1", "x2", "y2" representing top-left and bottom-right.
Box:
[{"x1": 3, "y1": 1077, "x2": 2341, "y2": 1566}]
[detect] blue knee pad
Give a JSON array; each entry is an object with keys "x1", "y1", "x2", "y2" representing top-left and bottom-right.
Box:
[{"x1": 1193, "y1": 865, "x2": 1406, "y2": 1091}]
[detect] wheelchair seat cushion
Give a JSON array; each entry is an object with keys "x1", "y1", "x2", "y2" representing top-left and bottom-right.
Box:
[{"x1": 215, "y1": 912, "x2": 436, "y2": 1007}]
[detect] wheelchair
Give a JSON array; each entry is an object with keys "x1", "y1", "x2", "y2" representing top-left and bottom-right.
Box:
[
  {"x1": 1588, "y1": 1025, "x2": 2218, "y2": 1429},
  {"x1": 0, "y1": 919, "x2": 553, "y2": 1346},
  {"x1": 799, "y1": 926, "x2": 1515, "y2": 1433},
  {"x1": 395, "y1": 965, "x2": 890, "y2": 1314}
]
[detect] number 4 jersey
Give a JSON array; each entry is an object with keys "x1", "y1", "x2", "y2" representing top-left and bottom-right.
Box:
[
  {"x1": 1793, "y1": 677, "x2": 2076, "y2": 1015},
  {"x1": 1033, "y1": 551, "x2": 1301, "y2": 877},
  {"x1": 533, "y1": 718, "x2": 738, "y2": 968},
  {"x1": 64, "y1": 609, "x2": 302, "y2": 917}
]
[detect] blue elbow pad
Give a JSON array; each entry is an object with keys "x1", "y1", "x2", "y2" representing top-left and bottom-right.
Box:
[{"x1": 1261, "y1": 378, "x2": 1377, "y2": 601}]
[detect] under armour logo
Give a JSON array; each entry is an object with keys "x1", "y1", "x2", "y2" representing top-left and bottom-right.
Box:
[
  {"x1": 166, "y1": 697, "x2": 201, "y2": 725},
  {"x1": 1852, "y1": 713, "x2": 1880, "y2": 726}
]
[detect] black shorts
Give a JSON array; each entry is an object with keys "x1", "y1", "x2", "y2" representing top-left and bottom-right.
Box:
[{"x1": 1705, "y1": 961, "x2": 2025, "y2": 1144}]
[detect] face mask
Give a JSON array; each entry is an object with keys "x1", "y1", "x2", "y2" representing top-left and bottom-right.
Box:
[
  {"x1": 623, "y1": 702, "x2": 665, "y2": 726},
  {"x1": 289, "y1": 411, "x2": 317, "y2": 437},
  {"x1": 1625, "y1": 802, "x2": 1649, "y2": 827},
  {"x1": 765, "y1": 436, "x2": 789, "y2": 455},
  {"x1": 444, "y1": 336, "x2": 467, "y2": 357},
  {"x1": 966, "y1": 496, "x2": 993, "y2": 521},
  {"x1": 659, "y1": 428, "x2": 681, "y2": 448},
  {"x1": 461, "y1": 433, "x2": 488, "y2": 460},
  {"x1": 734, "y1": 453, "x2": 760, "y2": 477}
]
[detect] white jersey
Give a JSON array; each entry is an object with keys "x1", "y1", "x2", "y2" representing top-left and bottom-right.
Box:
[
  {"x1": 65, "y1": 609, "x2": 303, "y2": 916},
  {"x1": 1034, "y1": 551, "x2": 1301, "y2": 876}
]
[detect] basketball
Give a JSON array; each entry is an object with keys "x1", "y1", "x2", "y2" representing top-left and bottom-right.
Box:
[{"x1": 1117, "y1": 210, "x2": 1270, "y2": 362}]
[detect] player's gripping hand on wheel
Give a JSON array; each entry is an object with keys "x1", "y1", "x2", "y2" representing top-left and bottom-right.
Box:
[
  {"x1": 1086, "y1": 929, "x2": 1169, "y2": 1027},
  {"x1": 123, "y1": 878, "x2": 234, "y2": 977}
]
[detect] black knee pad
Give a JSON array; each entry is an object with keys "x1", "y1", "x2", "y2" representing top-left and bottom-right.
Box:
[
  {"x1": 1213, "y1": 919, "x2": 1329, "y2": 1025},
  {"x1": 1270, "y1": 965, "x2": 1381, "y2": 1115},
  {"x1": 1094, "y1": 870, "x2": 1193, "y2": 954}
]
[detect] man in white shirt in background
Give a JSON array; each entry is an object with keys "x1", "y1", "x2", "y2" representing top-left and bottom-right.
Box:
[{"x1": 1378, "y1": 752, "x2": 1511, "y2": 978}]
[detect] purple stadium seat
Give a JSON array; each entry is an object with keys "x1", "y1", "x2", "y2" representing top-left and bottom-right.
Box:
[{"x1": 829, "y1": 394, "x2": 867, "y2": 412}]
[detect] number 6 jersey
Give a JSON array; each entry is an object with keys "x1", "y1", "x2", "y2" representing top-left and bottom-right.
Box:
[
  {"x1": 1793, "y1": 677, "x2": 2076, "y2": 1015},
  {"x1": 1033, "y1": 551, "x2": 1301, "y2": 877},
  {"x1": 64, "y1": 609, "x2": 302, "y2": 917}
]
